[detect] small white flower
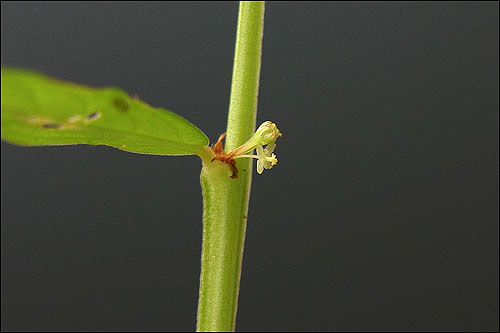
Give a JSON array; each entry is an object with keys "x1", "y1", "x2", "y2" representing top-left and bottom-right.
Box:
[
  {"x1": 228, "y1": 121, "x2": 281, "y2": 175},
  {"x1": 256, "y1": 143, "x2": 278, "y2": 174}
]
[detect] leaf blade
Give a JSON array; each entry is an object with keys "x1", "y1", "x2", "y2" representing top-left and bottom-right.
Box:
[{"x1": 1, "y1": 67, "x2": 209, "y2": 155}]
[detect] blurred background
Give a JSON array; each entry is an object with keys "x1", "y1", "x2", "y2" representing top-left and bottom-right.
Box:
[{"x1": 1, "y1": 2, "x2": 498, "y2": 331}]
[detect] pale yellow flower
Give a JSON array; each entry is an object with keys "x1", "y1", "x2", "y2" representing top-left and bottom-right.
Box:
[
  {"x1": 229, "y1": 121, "x2": 281, "y2": 175},
  {"x1": 256, "y1": 143, "x2": 278, "y2": 174}
]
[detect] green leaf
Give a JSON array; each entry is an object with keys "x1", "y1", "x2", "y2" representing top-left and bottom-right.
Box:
[{"x1": 1, "y1": 67, "x2": 209, "y2": 156}]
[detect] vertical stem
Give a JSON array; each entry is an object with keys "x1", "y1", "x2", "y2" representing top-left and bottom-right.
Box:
[
  {"x1": 196, "y1": 2, "x2": 265, "y2": 332},
  {"x1": 225, "y1": 1, "x2": 265, "y2": 152}
]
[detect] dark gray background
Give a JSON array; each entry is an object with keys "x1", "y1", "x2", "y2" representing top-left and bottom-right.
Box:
[{"x1": 1, "y1": 2, "x2": 498, "y2": 331}]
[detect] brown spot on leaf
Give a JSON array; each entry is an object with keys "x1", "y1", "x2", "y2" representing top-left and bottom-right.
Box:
[
  {"x1": 87, "y1": 111, "x2": 100, "y2": 120},
  {"x1": 42, "y1": 123, "x2": 61, "y2": 129},
  {"x1": 113, "y1": 98, "x2": 129, "y2": 112}
]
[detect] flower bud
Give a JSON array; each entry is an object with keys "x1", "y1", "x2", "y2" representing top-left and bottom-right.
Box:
[
  {"x1": 228, "y1": 121, "x2": 282, "y2": 158},
  {"x1": 254, "y1": 121, "x2": 282, "y2": 146}
]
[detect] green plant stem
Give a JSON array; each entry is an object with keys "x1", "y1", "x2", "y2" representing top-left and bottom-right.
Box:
[{"x1": 196, "y1": 2, "x2": 265, "y2": 332}]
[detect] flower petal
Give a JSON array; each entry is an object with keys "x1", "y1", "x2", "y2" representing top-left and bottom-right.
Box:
[
  {"x1": 257, "y1": 160, "x2": 264, "y2": 174},
  {"x1": 265, "y1": 143, "x2": 276, "y2": 154}
]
